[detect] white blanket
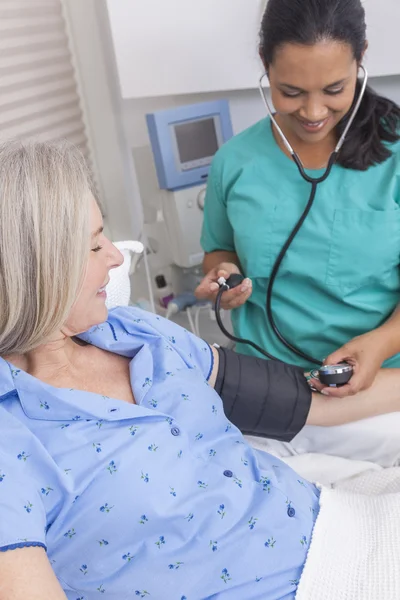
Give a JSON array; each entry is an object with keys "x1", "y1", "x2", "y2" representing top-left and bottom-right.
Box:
[
  {"x1": 246, "y1": 435, "x2": 400, "y2": 599},
  {"x1": 295, "y1": 468, "x2": 400, "y2": 600}
]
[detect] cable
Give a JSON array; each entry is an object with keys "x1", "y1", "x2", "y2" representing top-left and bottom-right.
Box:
[
  {"x1": 215, "y1": 284, "x2": 277, "y2": 360},
  {"x1": 141, "y1": 234, "x2": 156, "y2": 314},
  {"x1": 194, "y1": 304, "x2": 202, "y2": 338},
  {"x1": 186, "y1": 306, "x2": 197, "y2": 335},
  {"x1": 215, "y1": 276, "x2": 353, "y2": 384},
  {"x1": 214, "y1": 182, "x2": 324, "y2": 365}
]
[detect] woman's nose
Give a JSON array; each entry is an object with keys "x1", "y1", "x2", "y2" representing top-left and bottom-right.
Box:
[
  {"x1": 109, "y1": 244, "x2": 124, "y2": 270},
  {"x1": 300, "y1": 96, "x2": 329, "y2": 122}
]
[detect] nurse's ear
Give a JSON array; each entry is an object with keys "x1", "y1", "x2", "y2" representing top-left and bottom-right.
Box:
[
  {"x1": 359, "y1": 40, "x2": 368, "y2": 66},
  {"x1": 259, "y1": 50, "x2": 270, "y2": 78}
]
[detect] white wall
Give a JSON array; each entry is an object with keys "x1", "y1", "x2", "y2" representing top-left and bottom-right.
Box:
[{"x1": 63, "y1": 0, "x2": 144, "y2": 241}]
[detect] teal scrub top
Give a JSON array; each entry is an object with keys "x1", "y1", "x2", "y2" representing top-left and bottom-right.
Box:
[{"x1": 201, "y1": 117, "x2": 400, "y2": 370}]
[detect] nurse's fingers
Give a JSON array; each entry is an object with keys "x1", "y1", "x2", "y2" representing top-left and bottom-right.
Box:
[
  {"x1": 320, "y1": 382, "x2": 354, "y2": 398},
  {"x1": 196, "y1": 274, "x2": 252, "y2": 309},
  {"x1": 195, "y1": 278, "x2": 217, "y2": 300},
  {"x1": 207, "y1": 285, "x2": 250, "y2": 310},
  {"x1": 220, "y1": 281, "x2": 253, "y2": 310},
  {"x1": 307, "y1": 377, "x2": 324, "y2": 392},
  {"x1": 306, "y1": 375, "x2": 351, "y2": 397},
  {"x1": 195, "y1": 267, "x2": 237, "y2": 300}
]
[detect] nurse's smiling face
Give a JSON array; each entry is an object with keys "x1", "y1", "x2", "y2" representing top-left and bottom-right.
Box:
[{"x1": 266, "y1": 41, "x2": 361, "y2": 146}]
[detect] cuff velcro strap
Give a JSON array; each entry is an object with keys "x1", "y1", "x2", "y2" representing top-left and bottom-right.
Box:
[{"x1": 215, "y1": 346, "x2": 312, "y2": 442}]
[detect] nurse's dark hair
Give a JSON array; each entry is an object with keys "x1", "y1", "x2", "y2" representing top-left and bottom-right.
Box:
[{"x1": 259, "y1": 0, "x2": 400, "y2": 171}]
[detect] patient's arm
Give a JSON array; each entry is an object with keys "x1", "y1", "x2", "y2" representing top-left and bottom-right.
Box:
[
  {"x1": 208, "y1": 346, "x2": 400, "y2": 441},
  {"x1": 0, "y1": 546, "x2": 67, "y2": 600},
  {"x1": 307, "y1": 368, "x2": 400, "y2": 426}
]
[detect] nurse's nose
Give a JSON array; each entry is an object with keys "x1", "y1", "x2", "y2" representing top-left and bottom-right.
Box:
[{"x1": 300, "y1": 96, "x2": 329, "y2": 123}]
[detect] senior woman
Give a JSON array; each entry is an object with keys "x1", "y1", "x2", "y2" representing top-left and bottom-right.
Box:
[{"x1": 1, "y1": 141, "x2": 400, "y2": 600}]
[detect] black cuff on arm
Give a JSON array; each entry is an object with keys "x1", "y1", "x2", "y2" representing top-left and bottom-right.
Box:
[{"x1": 214, "y1": 346, "x2": 312, "y2": 442}]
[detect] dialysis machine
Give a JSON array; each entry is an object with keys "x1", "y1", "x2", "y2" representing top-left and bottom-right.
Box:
[{"x1": 141, "y1": 100, "x2": 234, "y2": 269}]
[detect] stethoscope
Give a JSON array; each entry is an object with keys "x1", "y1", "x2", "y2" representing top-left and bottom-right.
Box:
[{"x1": 215, "y1": 65, "x2": 368, "y2": 386}]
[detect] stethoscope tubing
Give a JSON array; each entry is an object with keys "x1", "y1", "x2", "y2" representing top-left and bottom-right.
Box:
[{"x1": 215, "y1": 66, "x2": 369, "y2": 365}]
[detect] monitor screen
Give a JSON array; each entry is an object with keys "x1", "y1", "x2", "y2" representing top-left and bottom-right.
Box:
[{"x1": 174, "y1": 117, "x2": 219, "y2": 164}]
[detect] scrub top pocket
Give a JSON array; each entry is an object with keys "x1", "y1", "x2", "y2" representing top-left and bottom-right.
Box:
[
  {"x1": 231, "y1": 206, "x2": 277, "y2": 281},
  {"x1": 325, "y1": 209, "x2": 400, "y2": 291}
]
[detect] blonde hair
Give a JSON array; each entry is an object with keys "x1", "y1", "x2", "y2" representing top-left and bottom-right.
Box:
[{"x1": 0, "y1": 140, "x2": 93, "y2": 354}]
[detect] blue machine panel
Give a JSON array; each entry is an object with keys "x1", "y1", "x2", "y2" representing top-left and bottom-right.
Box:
[{"x1": 146, "y1": 100, "x2": 233, "y2": 190}]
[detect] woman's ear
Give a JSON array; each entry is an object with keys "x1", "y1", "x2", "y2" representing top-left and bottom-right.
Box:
[
  {"x1": 360, "y1": 40, "x2": 369, "y2": 64},
  {"x1": 259, "y1": 50, "x2": 269, "y2": 76}
]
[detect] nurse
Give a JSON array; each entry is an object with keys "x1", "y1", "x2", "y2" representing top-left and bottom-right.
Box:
[{"x1": 196, "y1": 0, "x2": 400, "y2": 464}]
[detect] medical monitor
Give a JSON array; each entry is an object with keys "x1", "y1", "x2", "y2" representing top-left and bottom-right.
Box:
[{"x1": 146, "y1": 100, "x2": 233, "y2": 190}]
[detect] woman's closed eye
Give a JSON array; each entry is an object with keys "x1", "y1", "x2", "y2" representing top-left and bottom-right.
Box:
[
  {"x1": 281, "y1": 90, "x2": 303, "y2": 98},
  {"x1": 325, "y1": 87, "x2": 345, "y2": 95},
  {"x1": 91, "y1": 245, "x2": 103, "y2": 253},
  {"x1": 281, "y1": 87, "x2": 344, "y2": 98}
]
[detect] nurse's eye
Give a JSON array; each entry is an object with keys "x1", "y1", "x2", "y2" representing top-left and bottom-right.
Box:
[
  {"x1": 325, "y1": 87, "x2": 344, "y2": 96},
  {"x1": 281, "y1": 91, "x2": 302, "y2": 98}
]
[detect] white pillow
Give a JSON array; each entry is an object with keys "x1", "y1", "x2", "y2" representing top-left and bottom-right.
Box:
[{"x1": 106, "y1": 241, "x2": 144, "y2": 309}]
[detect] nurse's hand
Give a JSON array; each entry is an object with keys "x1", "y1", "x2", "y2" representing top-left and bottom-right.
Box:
[
  {"x1": 195, "y1": 262, "x2": 252, "y2": 310},
  {"x1": 311, "y1": 330, "x2": 387, "y2": 398}
]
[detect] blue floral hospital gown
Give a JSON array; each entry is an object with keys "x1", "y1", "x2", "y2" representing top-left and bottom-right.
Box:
[{"x1": 0, "y1": 307, "x2": 319, "y2": 599}]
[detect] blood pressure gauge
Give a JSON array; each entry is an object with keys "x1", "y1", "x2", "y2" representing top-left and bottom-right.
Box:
[{"x1": 318, "y1": 364, "x2": 353, "y2": 387}]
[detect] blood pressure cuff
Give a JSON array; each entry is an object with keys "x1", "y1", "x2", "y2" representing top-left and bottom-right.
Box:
[{"x1": 214, "y1": 346, "x2": 312, "y2": 442}]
